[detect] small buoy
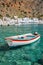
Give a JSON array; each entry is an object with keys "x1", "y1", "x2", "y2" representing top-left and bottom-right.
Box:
[{"x1": 34, "y1": 32, "x2": 38, "y2": 35}]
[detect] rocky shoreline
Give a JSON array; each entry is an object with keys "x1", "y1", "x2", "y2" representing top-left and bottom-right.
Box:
[{"x1": 0, "y1": 16, "x2": 43, "y2": 26}]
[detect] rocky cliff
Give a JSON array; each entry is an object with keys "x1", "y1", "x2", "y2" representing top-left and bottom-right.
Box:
[{"x1": 0, "y1": 0, "x2": 43, "y2": 19}]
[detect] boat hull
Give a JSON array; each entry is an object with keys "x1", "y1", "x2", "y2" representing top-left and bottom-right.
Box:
[{"x1": 5, "y1": 35, "x2": 40, "y2": 47}]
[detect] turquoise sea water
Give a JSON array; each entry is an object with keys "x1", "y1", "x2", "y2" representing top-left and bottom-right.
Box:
[{"x1": 0, "y1": 24, "x2": 43, "y2": 65}]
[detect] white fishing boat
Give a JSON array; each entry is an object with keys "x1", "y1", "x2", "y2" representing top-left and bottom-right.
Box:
[{"x1": 5, "y1": 32, "x2": 40, "y2": 47}]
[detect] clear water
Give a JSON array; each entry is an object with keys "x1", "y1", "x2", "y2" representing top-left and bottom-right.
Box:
[{"x1": 0, "y1": 24, "x2": 43, "y2": 65}]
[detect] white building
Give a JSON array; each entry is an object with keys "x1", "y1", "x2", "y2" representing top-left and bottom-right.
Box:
[
  {"x1": 33, "y1": 18, "x2": 39, "y2": 24},
  {"x1": 3, "y1": 17, "x2": 11, "y2": 25},
  {"x1": 10, "y1": 19, "x2": 15, "y2": 25},
  {"x1": 39, "y1": 20, "x2": 43, "y2": 24},
  {"x1": 0, "y1": 19, "x2": 3, "y2": 25},
  {"x1": 0, "y1": 16, "x2": 43, "y2": 26}
]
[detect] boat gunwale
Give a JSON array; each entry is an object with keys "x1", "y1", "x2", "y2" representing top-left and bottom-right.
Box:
[{"x1": 5, "y1": 35, "x2": 40, "y2": 42}]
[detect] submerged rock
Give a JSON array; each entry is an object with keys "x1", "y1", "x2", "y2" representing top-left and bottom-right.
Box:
[{"x1": 37, "y1": 59, "x2": 43, "y2": 65}]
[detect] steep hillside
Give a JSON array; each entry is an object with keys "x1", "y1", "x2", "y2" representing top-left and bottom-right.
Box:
[{"x1": 0, "y1": 0, "x2": 43, "y2": 19}]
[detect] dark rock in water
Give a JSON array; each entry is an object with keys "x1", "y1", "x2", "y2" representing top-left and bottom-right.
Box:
[
  {"x1": 8, "y1": 24, "x2": 9, "y2": 26},
  {"x1": 0, "y1": 60, "x2": 4, "y2": 63},
  {"x1": 1, "y1": 25, "x2": 2, "y2": 27},
  {"x1": 0, "y1": 60, "x2": 2, "y2": 63},
  {"x1": 37, "y1": 59, "x2": 43, "y2": 65}
]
